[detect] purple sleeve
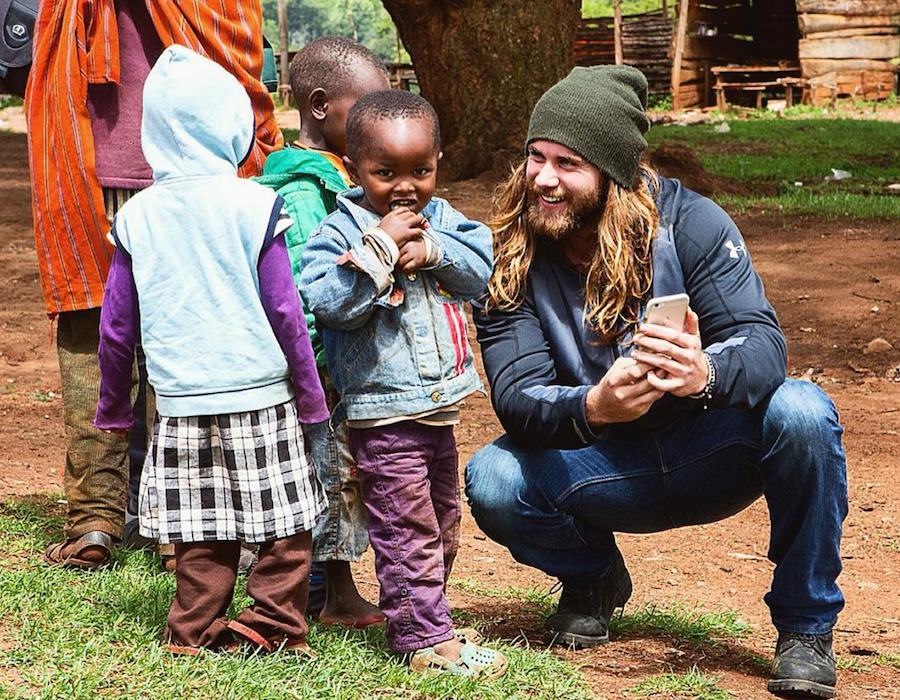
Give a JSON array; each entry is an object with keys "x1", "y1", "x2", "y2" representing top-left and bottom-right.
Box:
[
  {"x1": 259, "y1": 236, "x2": 329, "y2": 424},
  {"x1": 94, "y1": 248, "x2": 139, "y2": 430}
]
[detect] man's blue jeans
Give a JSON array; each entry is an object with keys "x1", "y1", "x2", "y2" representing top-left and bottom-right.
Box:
[{"x1": 465, "y1": 380, "x2": 848, "y2": 635}]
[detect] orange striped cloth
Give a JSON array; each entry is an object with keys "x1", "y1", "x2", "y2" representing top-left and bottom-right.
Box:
[{"x1": 25, "y1": 0, "x2": 283, "y2": 316}]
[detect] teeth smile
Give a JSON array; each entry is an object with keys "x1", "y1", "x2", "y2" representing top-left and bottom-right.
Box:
[{"x1": 542, "y1": 195, "x2": 563, "y2": 203}]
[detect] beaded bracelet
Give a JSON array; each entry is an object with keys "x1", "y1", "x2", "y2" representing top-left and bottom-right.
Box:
[{"x1": 689, "y1": 352, "x2": 716, "y2": 408}]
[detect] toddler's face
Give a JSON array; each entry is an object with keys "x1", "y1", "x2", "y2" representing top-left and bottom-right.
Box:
[{"x1": 350, "y1": 116, "x2": 440, "y2": 216}]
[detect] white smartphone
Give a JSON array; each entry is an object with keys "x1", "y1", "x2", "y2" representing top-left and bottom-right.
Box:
[{"x1": 643, "y1": 293, "x2": 689, "y2": 331}]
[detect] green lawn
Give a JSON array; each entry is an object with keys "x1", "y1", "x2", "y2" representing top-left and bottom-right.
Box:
[
  {"x1": 647, "y1": 118, "x2": 900, "y2": 219},
  {"x1": 0, "y1": 497, "x2": 771, "y2": 699},
  {"x1": 630, "y1": 668, "x2": 733, "y2": 700},
  {"x1": 0, "y1": 498, "x2": 591, "y2": 700}
]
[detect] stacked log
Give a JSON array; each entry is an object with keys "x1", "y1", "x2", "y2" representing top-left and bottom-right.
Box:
[
  {"x1": 796, "y1": 0, "x2": 899, "y2": 102},
  {"x1": 573, "y1": 10, "x2": 674, "y2": 94}
]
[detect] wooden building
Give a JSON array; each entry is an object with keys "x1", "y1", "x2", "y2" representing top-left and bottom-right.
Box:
[{"x1": 670, "y1": 0, "x2": 899, "y2": 109}]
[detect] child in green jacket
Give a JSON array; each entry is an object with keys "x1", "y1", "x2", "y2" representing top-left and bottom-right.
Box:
[{"x1": 256, "y1": 37, "x2": 389, "y2": 628}]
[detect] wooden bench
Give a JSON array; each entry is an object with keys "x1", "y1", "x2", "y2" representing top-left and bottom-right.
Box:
[
  {"x1": 715, "y1": 82, "x2": 771, "y2": 110},
  {"x1": 711, "y1": 65, "x2": 803, "y2": 110}
]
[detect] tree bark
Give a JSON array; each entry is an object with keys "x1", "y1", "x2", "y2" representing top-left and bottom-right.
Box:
[{"x1": 380, "y1": 0, "x2": 581, "y2": 180}]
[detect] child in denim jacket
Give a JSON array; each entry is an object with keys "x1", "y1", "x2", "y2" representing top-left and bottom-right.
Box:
[
  {"x1": 256, "y1": 36, "x2": 389, "y2": 630},
  {"x1": 299, "y1": 90, "x2": 506, "y2": 678}
]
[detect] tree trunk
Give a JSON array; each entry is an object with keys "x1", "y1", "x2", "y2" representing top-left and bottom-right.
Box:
[{"x1": 380, "y1": 0, "x2": 581, "y2": 180}]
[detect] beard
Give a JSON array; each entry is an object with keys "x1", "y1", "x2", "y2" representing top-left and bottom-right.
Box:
[{"x1": 525, "y1": 181, "x2": 604, "y2": 241}]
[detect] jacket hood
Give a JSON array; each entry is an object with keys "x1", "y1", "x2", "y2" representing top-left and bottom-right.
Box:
[
  {"x1": 141, "y1": 45, "x2": 254, "y2": 181},
  {"x1": 257, "y1": 147, "x2": 348, "y2": 193}
]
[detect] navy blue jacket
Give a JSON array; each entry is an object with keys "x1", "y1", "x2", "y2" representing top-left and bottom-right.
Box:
[{"x1": 474, "y1": 176, "x2": 787, "y2": 449}]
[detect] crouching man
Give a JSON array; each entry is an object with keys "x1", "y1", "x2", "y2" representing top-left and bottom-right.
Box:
[{"x1": 465, "y1": 65, "x2": 847, "y2": 700}]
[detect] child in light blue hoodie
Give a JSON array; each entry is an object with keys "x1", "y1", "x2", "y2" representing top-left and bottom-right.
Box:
[{"x1": 94, "y1": 45, "x2": 327, "y2": 656}]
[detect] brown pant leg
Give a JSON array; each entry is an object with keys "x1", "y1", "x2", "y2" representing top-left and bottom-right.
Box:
[
  {"x1": 237, "y1": 531, "x2": 312, "y2": 642},
  {"x1": 57, "y1": 309, "x2": 132, "y2": 539},
  {"x1": 167, "y1": 541, "x2": 240, "y2": 648}
]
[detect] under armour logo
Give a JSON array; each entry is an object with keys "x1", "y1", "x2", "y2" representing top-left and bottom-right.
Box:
[{"x1": 725, "y1": 240, "x2": 746, "y2": 259}]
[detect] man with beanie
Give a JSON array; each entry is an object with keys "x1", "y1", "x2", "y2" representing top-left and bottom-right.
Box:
[{"x1": 465, "y1": 65, "x2": 847, "y2": 699}]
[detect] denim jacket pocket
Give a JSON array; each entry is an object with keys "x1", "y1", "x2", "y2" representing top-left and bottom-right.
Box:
[{"x1": 339, "y1": 324, "x2": 377, "y2": 374}]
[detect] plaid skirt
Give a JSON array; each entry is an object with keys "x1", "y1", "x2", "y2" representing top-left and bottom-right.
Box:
[{"x1": 138, "y1": 401, "x2": 327, "y2": 544}]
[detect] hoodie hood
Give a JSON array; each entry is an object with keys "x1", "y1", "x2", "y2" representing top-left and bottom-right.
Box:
[{"x1": 141, "y1": 45, "x2": 254, "y2": 181}]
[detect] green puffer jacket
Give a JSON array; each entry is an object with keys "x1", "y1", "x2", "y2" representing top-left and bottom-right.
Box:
[{"x1": 255, "y1": 147, "x2": 348, "y2": 368}]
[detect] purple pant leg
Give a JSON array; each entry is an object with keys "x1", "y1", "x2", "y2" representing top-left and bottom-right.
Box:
[
  {"x1": 349, "y1": 422, "x2": 458, "y2": 653},
  {"x1": 428, "y1": 428, "x2": 461, "y2": 582}
]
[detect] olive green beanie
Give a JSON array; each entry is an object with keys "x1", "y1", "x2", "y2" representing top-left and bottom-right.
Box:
[{"x1": 526, "y1": 65, "x2": 650, "y2": 190}]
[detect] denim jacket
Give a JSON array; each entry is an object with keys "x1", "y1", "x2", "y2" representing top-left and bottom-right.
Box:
[{"x1": 299, "y1": 188, "x2": 492, "y2": 422}]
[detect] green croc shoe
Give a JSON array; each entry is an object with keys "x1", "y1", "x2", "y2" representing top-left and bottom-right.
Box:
[{"x1": 409, "y1": 640, "x2": 508, "y2": 679}]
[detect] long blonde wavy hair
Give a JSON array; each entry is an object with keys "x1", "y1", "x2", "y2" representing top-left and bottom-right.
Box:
[{"x1": 485, "y1": 161, "x2": 660, "y2": 343}]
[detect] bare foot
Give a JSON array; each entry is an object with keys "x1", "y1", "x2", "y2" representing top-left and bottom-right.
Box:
[
  {"x1": 433, "y1": 637, "x2": 463, "y2": 662},
  {"x1": 317, "y1": 560, "x2": 385, "y2": 628}
]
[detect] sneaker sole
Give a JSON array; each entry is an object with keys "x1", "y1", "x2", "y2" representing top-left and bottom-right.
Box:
[
  {"x1": 767, "y1": 678, "x2": 836, "y2": 698},
  {"x1": 544, "y1": 629, "x2": 610, "y2": 648}
]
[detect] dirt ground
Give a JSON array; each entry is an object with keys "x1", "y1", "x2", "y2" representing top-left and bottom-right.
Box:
[{"x1": 1, "y1": 127, "x2": 898, "y2": 699}]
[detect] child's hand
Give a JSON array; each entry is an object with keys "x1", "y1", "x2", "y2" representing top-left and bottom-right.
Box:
[
  {"x1": 397, "y1": 239, "x2": 428, "y2": 273},
  {"x1": 379, "y1": 208, "x2": 427, "y2": 247}
]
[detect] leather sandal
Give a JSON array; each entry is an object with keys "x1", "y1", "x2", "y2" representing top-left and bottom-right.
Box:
[
  {"x1": 43, "y1": 531, "x2": 114, "y2": 570},
  {"x1": 225, "y1": 620, "x2": 316, "y2": 658}
]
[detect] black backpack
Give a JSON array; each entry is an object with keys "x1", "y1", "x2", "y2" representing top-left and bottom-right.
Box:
[{"x1": 0, "y1": 0, "x2": 38, "y2": 97}]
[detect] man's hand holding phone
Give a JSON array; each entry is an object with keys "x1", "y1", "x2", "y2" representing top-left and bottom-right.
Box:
[{"x1": 632, "y1": 307, "x2": 709, "y2": 397}]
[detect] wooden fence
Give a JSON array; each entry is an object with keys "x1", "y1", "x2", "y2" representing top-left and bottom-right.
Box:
[{"x1": 573, "y1": 10, "x2": 674, "y2": 94}]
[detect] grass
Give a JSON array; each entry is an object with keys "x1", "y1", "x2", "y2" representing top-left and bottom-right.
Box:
[
  {"x1": 452, "y1": 579, "x2": 558, "y2": 616},
  {"x1": 612, "y1": 605, "x2": 749, "y2": 646},
  {"x1": 875, "y1": 653, "x2": 900, "y2": 670},
  {"x1": 834, "y1": 651, "x2": 900, "y2": 674},
  {"x1": 646, "y1": 119, "x2": 900, "y2": 220},
  {"x1": 454, "y1": 579, "x2": 750, "y2": 650},
  {"x1": 717, "y1": 190, "x2": 900, "y2": 220},
  {"x1": 630, "y1": 667, "x2": 733, "y2": 699},
  {"x1": 0, "y1": 497, "x2": 593, "y2": 700},
  {"x1": 0, "y1": 95, "x2": 23, "y2": 110}
]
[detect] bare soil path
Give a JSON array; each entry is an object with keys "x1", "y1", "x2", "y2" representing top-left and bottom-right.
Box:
[{"x1": 1, "y1": 130, "x2": 898, "y2": 698}]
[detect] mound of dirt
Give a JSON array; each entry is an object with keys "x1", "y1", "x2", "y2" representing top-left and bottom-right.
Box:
[{"x1": 649, "y1": 140, "x2": 756, "y2": 197}]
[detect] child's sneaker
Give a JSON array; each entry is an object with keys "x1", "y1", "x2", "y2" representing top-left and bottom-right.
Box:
[{"x1": 409, "y1": 640, "x2": 508, "y2": 679}]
